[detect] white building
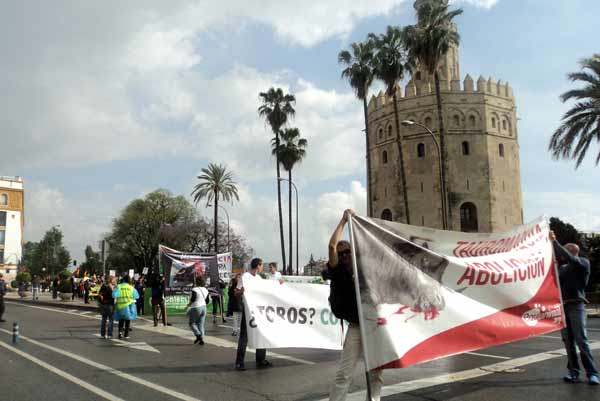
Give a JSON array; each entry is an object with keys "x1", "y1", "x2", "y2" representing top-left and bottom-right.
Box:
[{"x1": 0, "y1": 176, "x2": 24, "y2": 283}]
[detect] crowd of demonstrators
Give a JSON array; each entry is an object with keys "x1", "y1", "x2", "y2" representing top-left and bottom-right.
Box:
[
  {"x1": 186, "y1": 277, "x2": 210, "y2": 345},
  {"x1": 151, "y1": 274, "x2": 168, "y2": 327},
  {"x1": 0, "y1": 273, "x2": 6, "y2": 322},
  {"x1": 550, "y1": 230, "x2": 599, "y2": 386},
  {"x1": 227, "y1": 273, "x2": 242, "y2": 336}
]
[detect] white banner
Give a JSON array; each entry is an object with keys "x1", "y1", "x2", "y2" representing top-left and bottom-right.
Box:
[
  {"x1": 244, "y1": 278, "x2": 345, "y2": 350},
  {"x1": 217, "y1": 252, "x2": 233, "y2": 283}
]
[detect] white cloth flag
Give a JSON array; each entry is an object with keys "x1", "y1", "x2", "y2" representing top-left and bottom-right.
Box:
[
  {"x1": 244, "y1": 278, "x2": 345, "y2": 350},
  {"x1": 350, "y1": 215, "x2": 564, "y2": 370}
]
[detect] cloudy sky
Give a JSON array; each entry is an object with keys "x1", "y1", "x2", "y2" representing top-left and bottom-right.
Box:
[{"x1": 1, "y1": 0, "x2": 599, "y2": 267}]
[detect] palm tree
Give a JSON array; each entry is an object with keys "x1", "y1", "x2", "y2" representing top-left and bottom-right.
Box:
[
  {"x1": 258, "y1": 88, "x2": 296, "y2": 271},
  {"x1": 549, "y1": 54, "x2": 600, "y2": 168},
  {"x1": 272, "y1": 128, "x2": 308, "y2": 275},
  {"x1": 404, "y1": 0, "x2": 462, "y2": 228},
  {"x1": 370, "y1": 25, "x2": 411, "y2": 224},
  {"x1": 191, "y1": 163, "x2": 239, "y2": 254},
  {"x1": 338, "y1": 39, "x2": 376, "y2": 217}
]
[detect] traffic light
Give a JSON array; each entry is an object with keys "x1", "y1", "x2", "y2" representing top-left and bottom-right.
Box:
[{"x1": 73, "y1": 260, "x2": 77, "y2": 266}]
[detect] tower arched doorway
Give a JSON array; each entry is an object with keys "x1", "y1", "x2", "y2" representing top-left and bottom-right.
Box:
[
  {"x1": 381, "y1": 209, "x2": 393, "y2": 221},
  {"x1": 460, "y1": 202, "x2": 478, "y2": 232}
]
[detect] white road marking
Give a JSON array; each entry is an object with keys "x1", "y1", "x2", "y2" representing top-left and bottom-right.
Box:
[
  {"x1": 588, "y1": 328, "x2": 600, "y2": 332},
  {"x1": 0, "y1": 340, "x2": 126, "y2": 401},
  {"x1": 538, "y1": 335, "x2": 562, "y2": 340},
  {"x1": 79, "y1": 311, "x2": 92, "y2": 315},
  {"x1": 7, "y1": 301, "x2": 315, "y2": 365},
  {"x1": 0, "y1": 328, "x2": 203, "y2": 401},
  {"x1": 92, "y1": 334, "x2": 160, "y2": 353},
  {"x1": 465, "y1": 352, "x2": 511, "y2": 360},
  {"x1": 319, "y1": 342, "x2": 600, "y2": 401}
]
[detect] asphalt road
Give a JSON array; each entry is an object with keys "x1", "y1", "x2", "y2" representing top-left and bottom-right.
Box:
[{"x1": 0, "y1": 301, "x2": 599, "y2": 401}]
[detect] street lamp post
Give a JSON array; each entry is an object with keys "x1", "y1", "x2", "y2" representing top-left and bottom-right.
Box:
[
  {"x1": 401, "y1": 120, "x2": 448, "y2": 230},
  {"x1": 278, "y1": 178, "x2": 299, "y2": 275},
  {"x1": 208, "y1": 204, "x2": 230, "y2": 251}
]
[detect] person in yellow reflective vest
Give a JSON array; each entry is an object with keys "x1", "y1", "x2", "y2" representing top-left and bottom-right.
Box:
[{"x1": 112, "y1": 275, "x2": 139, "y2": 339}]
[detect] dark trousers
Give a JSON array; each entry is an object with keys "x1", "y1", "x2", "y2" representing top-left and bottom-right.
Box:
[
  {"x1": 71, "y1": 290, "x2": 76, "y2": 300},
  {"x1": 118, "y1": 320, "x2": 131, "y2": 336},
  {"x1": 152, "y1": 299, "x2": 167, "y2": 326},
  {"x1": 100, "y1": 304, "x2": 114, "y2": 337},
  {"x1": 561, "y1": 302, "x2": 598, "y2": 377},
  {"x1": 136, "y1": 298, "x2": 144, "y2": 315},
  {"x1": 52, "y1": 289, "x2": 58, "y2": 299},
  {"x1": 0, "y1": 296, "x2": 5, "y2": 320},
  {"x1": 84, "y1": 291, "x2": 89, "y2": 304},
  {"x1": 235, "y1": 308, "x2": 265, "y2": 365}
]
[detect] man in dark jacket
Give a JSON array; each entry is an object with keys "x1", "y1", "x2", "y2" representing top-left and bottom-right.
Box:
[
  {"x1": 325, "y1": 209, "x2": 383, "y2": 401},
  {"x1": 551, "y1": 230, "x2": 599, "y2": 385},
  {"x1": 98, "y1": 276, "x2": 115, "y2": 338},
  {"x1": 0, "y1": 273, "x2": 7, "y2": 322},
  {"x1": 151, "y1": 275, "x2": 167, "y2": 327}
]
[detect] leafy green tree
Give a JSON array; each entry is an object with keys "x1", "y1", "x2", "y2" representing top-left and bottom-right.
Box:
[
  {"x1": 272, "y1": 127, "x2": 307, "y2": 274},
  {"x1": 548, "y1": 54, "x2": 600, "y2": 168},
  {"x1": 370, "y1": 25, "x2": 410, "y2": 223},
  {"x1": 191, "y1": 164, "x2": 239, "y2": 254},
  {"x1": 338, "y1": 39, "x2": 376, "y2": 216},
  {"x1": 403, "y1": 0, "x2": 462, "y2": 225},
  {"x1": 22, "y1": 227, "x2": 71, "y2": 276},
  {"x1": 549, "y1": 217, "x2": 583, "y2": 248},
  {"x1": 79, "y1": 245, "x2": 103, "y2": 276},
  {"x1": 106, "y1": 189, "x2": 194, "y2": 273},
  {"x1": 258, "y1": 87, "x2": 296, "y2": 270},
  {"x1": 586, "y1": 235, "x2": 600, "y2": 291}
]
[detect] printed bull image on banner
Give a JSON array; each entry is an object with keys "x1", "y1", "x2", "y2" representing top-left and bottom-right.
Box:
[
  {"x1": 243, "y1": 278, "x2": 346, "y2": 350},
  {"x1": 349, "y1": 216, "x2": 563, "y2": 370}
]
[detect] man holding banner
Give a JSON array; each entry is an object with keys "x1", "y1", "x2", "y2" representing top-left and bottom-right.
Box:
[{"x1": 326, "y1": 209, "x2": 383, "y2": 401}]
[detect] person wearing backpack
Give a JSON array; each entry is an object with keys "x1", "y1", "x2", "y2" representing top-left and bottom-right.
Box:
[
  {"x1": 186, "y1": 277, "x2": 210, "y2": 345},
  {"x1": 324, "y1": 209, "x2": 383, "y2": 401}
]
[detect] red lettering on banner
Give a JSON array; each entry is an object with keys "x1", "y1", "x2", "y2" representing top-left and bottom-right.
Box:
[{"x1": 456, "y1": 266, "x2": 475, "y2": 286}]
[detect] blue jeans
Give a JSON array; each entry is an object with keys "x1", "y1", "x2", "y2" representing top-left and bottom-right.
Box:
[
  {"x1": 100, "y1": 304, "x2": 114, "y2": 337},
  {"x1": 188, "y1": 306, "x2": 206, "y2": 338},
  {"x1": 561, "y1": 302, "x2": 598, "y2": 377}
]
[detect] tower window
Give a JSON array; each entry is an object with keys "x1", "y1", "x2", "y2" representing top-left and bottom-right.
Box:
[
  {"x1": 420, "y1": 182, "x2": 424, "y2": 193},
  {"x1": 499, "y1": 143, "x2": 505, "y2": 158},
  {"x1": 421, "y1": 216, "x2": 425, "y2": 226},
  {"x1": 384, "y1": 187, "x2": 388, "y2": 197},
  {"x1": 460, "y1": 202, "x2": 478, "y2": 233},
  {"x1": 502, "y1": 120, "x2": 507, "y2": 131},
  {"x1": 0, "y1": 194, "x2": 7, "y2": 206},
  {"x1": 388, "y1": 125, "x2": 393, "y2": 137},
  {"x1": 469, "y1": 115, "x2": 476, "y2": 127},
  {"x1": 424, "y1": 116, "x2": 432, "y2": 128},
  {"x1": 378, "y1": 128, "x2": 384, "y2": 140},
  {"x1": 467, "y1": 179, "x2": 470, "y2": 191},
  {"x1": 0, "y1": 211, "x2": 6, "y2": 226},
  {"x1": 381, "y1": 209, "x2": 393, "y2": 221},
  {"x1": 382, "y1": 150, "x2": 388, "y2": 164},
  {"x1": 417, "y1": 143, "x2": 425, "y2": 158},
  {"x1": 416, "y1": 71, "x2": 422, "y2": 81},
  {"x1": 491, "y1": 117, "x2": 496, "y2": 128},
  {"x1": 462, "y1": 141, "x2": 470, "y2": 156},
  {"x1": 453, "y1": 115, "x2": 460, "y2": 127}
]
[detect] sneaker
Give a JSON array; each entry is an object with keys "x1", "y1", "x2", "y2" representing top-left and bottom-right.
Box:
[
  {"x1": 589, "y1": 375, "x2": 600, "y2": 385},
  {"x1": 102, "y1": 335, "x2": 107, "y2": 339},
  {"x1": 234, "y1": 363, "x2": 246, "y2": 371},
  {"x1": 194, "y1": 336, "x2": 201, "y2": 344},
  {"x1": 124, "y1": 334, "x2": 130, "y2": 339},
  {"x1": 222, "y1": 318, "x2": 227, "y2": 323},
  {"x1": 563, "y1": 372, "x2": 580, "y2": 383},
  {"x1": 231, "y1": 331, "x2": 238, "y2": 336},
  {"x1": 118, "y1": 333, "x2": 123, "y2": 339},
  {"x1": 256, "y1": 360, "x2": 272, "y2": 369},
  {"x1": 153, "y1": 322, "x2": 158, "y2": 327},
  {"x1": 198, "y1": 337, "x2": 204, "y2": 345}
]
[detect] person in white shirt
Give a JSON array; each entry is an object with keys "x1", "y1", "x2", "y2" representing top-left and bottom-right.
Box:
[
  {"x1": 234, "y1": 258, "x2": 271, "y2": 371},
  {"x1": 268, "y1": 262, "x2": 283, "y2": 281},
  {"x1": 187, "y1": 278, "x2": 210, "y2": 345}
]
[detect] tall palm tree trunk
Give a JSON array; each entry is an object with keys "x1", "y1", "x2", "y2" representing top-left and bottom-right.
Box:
[
  {"x1": 275, "y1": 132, "x2": 287, "y2": 270},
  {"x1": 434, "y1": 71, "x2": 449, "y2": 229},
  {"x1": 362, "y1": 97, "x2": 373, "y2": 217},
  {"x1": 392, "y1": 92, "x2": 410, "y2": 224},
  {"x1": 214, "y1": 194, "x2": 219, "y2": 254},
  {"x1": 288, "y1": 169, "x2": 293, "y2": 275}
]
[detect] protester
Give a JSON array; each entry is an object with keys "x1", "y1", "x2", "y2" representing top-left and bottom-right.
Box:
[
  {"x1": 70, "y1": 276, "x2": 76, "y2": 300},
  {"x1": 234, "y1": 258, "x2": 272, "y2": 371},
  {"x1": 112, "y1": 275, "x2": 139, "y2": 339},
  {"x1": 550, "y1": 230, "x2": 599, "y2": 385},
  {"x1": 268, "y1": 262, "x2": 282, "y2": 281},
  {"x1": 0, "y1": 273, "x2": 7, "y2": 322},
  {"x1": 151, "y1": 274, "x2": 167, "y2": 327},
  {"x1": 211, "y1": 278, "x2": 227, "y2": 324},
  {"x1": 32, "y1": 275, "x2": 40, "y2": 300},
  {"x1": 227, "y1": 273, "x2": 242, "y2": 336},
  {"x1": 135, "y1": 276, "x2": 145, "y2": 316},
  {"x1": 98, "y1": 275, "x2": 116, "y2": 339},
  {"x1": 83, "y1": 279, "x2": 91, "y2": 304},
  {"x1": 187, "y1": 277, "x2": 210, "y2": 345},
  {"x1": 324, "y1": 209, "x2": 383, "y2": 401},
  {"x1": 52, "y1": 276, "x2": 59, "y2": 299}
]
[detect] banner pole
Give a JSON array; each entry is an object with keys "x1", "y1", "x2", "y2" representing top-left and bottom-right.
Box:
[{"x1": 347, "y1": 215, "x2": 373, "y2": 400}]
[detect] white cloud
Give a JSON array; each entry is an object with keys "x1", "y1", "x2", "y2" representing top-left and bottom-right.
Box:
[
  {"x1": 453, "y1": 0, "x2": 499, "y2": 9},
  {"x1": 524, "y1": 191, "x2": 600, "y2": 233}
]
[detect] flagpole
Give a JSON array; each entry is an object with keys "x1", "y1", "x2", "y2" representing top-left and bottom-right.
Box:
[{"x1": 347, "y1": 215, "x2": 373, "y2": 400}]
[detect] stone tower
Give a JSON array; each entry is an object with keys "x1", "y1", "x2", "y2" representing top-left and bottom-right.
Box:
[{"x1": 366, "y1": 7, "x2": 523, "y2": 233}]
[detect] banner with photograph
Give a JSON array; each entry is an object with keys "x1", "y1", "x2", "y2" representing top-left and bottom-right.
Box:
[
  {"x1": 244, "y1": 277, "x2": 345, "y2": 350},
  {"x1": 349, "y1": 216, "x2": 563, "y2": 370}
]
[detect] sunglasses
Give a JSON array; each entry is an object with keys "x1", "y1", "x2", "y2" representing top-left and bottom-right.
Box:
[{"x1": 338, "y1": 250, "x2": 352, "y2": 257}]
